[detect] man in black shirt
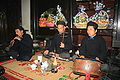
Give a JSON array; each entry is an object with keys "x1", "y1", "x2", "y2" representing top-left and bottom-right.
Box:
[
  {"x1": 44, "y1": 21, "x2": 72, "y2": 59},
  {"x1": 79, "y1": 21, "x2": 107, "y2": 61},
  {"x1": 7, "y1": 26, "x2": 33, "y2": 61}
]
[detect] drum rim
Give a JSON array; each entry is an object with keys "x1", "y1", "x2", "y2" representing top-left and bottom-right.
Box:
[
  {"x1": 75, "y1": 57, "x2": 101, "y2": 63},
  {"x1": 73, "y1": 72, "x2": 99, "y2": 78}
]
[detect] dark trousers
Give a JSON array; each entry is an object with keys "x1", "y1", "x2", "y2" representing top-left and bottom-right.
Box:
[
  {"x1": 7, "y1": 50, "x2": 18, "y2": 59},
  {"x1": 7, "y1": 50, "x2": 32, "y2": 61},
  {"x1": 59, "y1": 52, "x2": 70, "y2": 59},
  {"x1": 0, "y1": 66, "x2": 5, "y2": 76}
]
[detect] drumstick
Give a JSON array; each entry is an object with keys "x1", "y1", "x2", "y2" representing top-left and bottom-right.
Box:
[
  {"x1": 75, "y1": 52, "x2": 83, "y2": 58},
  {"x1": 75, "y1": 50, "x2": 81, "y2": 57},
  {"x1": 77, "y1": 54, "x2": 81, "y2": 57}
]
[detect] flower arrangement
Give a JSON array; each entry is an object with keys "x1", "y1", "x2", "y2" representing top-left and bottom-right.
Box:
[
  {"x1": 73, "y1": 5, "x2": 89, "y2": 28},
  {"x1": 55, "y1": 5, "x2": 67, "y2": 25},
  {"x1": 89, "y1": 1, "x2": 109, "y2": 29},
  {"x1": 39, "y1": 14, "x2": 47, "y2": 27},
  {"x1": 39, "y1": 8, "x2": 56, "y2": 27},
  {"x1": 39, "y1": 5, "x2": 67, "y2": 27}
]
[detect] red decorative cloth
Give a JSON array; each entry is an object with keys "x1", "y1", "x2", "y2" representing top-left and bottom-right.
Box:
[
  {"x1": 93, "y1": 73, "x2": 103, "y2": 80},
  {"x1": 85, "y1": 73, "x2": 91, "y2": 80}
]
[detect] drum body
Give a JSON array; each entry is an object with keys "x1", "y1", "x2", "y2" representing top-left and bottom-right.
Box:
[{"x1": 73, "y1": 58, "x2": 101, "y2": 77}]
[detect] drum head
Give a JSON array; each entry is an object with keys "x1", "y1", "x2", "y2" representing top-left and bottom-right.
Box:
[
  {"x1": 75, "y1": 57, "x2": 101, "y2": 63},
  {"x1": 73, "y1": 58, "x2": 101, "y2": 77}
]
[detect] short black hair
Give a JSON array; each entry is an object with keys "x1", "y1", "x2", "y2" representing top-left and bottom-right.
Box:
[
  {"x1": 87, "y1": 21, "x2": 98, "y2": 30},
  {"x1": 56, "y1": 21, "x2": 65, "y2": 26},
  {"x1": 14, "y1": 26, "x2": 26, "y2": 34},
  {"x1": 14, "y1": 26, "x2": 24, "y2": 31}
]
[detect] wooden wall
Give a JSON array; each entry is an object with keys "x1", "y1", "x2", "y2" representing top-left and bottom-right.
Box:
[{"x1": 0, "y1": 0, "x2": 21, "y2": 43}]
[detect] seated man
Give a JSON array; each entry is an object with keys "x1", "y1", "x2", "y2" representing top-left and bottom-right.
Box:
[
  {"x1": 7, "y1": 26, "x2": 33, "y2": 61},
  {"x1": 44, "y1": 21, "x2": 72, "y2": 59},
  {"x1": 79, "y1": 21, "x2": 107, "y2": 61}
]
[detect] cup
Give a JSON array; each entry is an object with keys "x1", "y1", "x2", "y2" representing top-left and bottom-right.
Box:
[
  {"x1": 31, "y1": 64, "x2": 37, "y2": 70},
  {"x1": 38, "y1": 54, "x2": 43, "y2": 62}
]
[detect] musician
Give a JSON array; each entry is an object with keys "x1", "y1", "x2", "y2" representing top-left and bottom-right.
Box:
[
  {"x1": 79, "y1": 21, "x2": 107, "y2": 61},
  {"x1": 7, "y1": 26, "x2": 33, "y2": 61},
  {"x1": 44, "y1": 21, "x2": 72, "y2": 59}
]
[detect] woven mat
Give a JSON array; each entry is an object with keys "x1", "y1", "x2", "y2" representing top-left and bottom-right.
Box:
[{"x1": 0, "y1": 51, "x2": 93, "y2": 80}]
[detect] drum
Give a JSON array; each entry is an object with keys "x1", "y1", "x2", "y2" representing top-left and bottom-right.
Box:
[{"x1": 73, "y1": 58, "x2": 101, "y2": 77}]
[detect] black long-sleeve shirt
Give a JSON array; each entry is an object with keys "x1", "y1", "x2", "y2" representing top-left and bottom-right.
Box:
[
  {"x1": 48, "y1": 30, "x2": 72, "y2": 54},
  {"x1": 11, "y1": 34, "x2": 33, "y2": 58},
  {"x1": 79, "y1": 35, "x2": 107, "y2": 61}
]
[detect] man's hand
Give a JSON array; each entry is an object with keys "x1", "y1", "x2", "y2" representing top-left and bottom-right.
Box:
[
  {"x1": 60, "y1": 42, "x2": 65, "y2": 48},
  {"x1": 54, "y1": 54, "x2": 60, "y2": 58},
  {"x1": 95, "y1": 57, "x2": 100, "y2": 61},
  {"x1": 80, "y1": 55, "x2": 85, "y2": 58},
  {"x1": 10, "y1": 39, "x2": 15, "y2": 45},
  {"x1": 14, "y1": 37, "x2": 21, "y2": 41},
  {"x1": 43, "y1": 50, "x2": 49, "y2": 55}
]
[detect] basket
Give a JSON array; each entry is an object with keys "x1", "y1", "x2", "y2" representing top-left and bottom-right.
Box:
[
  {"x1": 74, "y1": 23, "x2": 87, "y2": 29},
  {"x1": 46, "y1": 23, "x2": 55, "y2": 27}
]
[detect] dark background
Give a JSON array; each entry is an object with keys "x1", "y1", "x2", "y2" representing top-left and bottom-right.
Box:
[
  {"x1": 0, "y1": 0, "x2": 117, "y2": 48},
  {"x1": 0, "y1": 0, "x2": 21, "y2": 43},
  {"x1": 0, "y1": 0, "x2": 71, "y2": 43}
]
